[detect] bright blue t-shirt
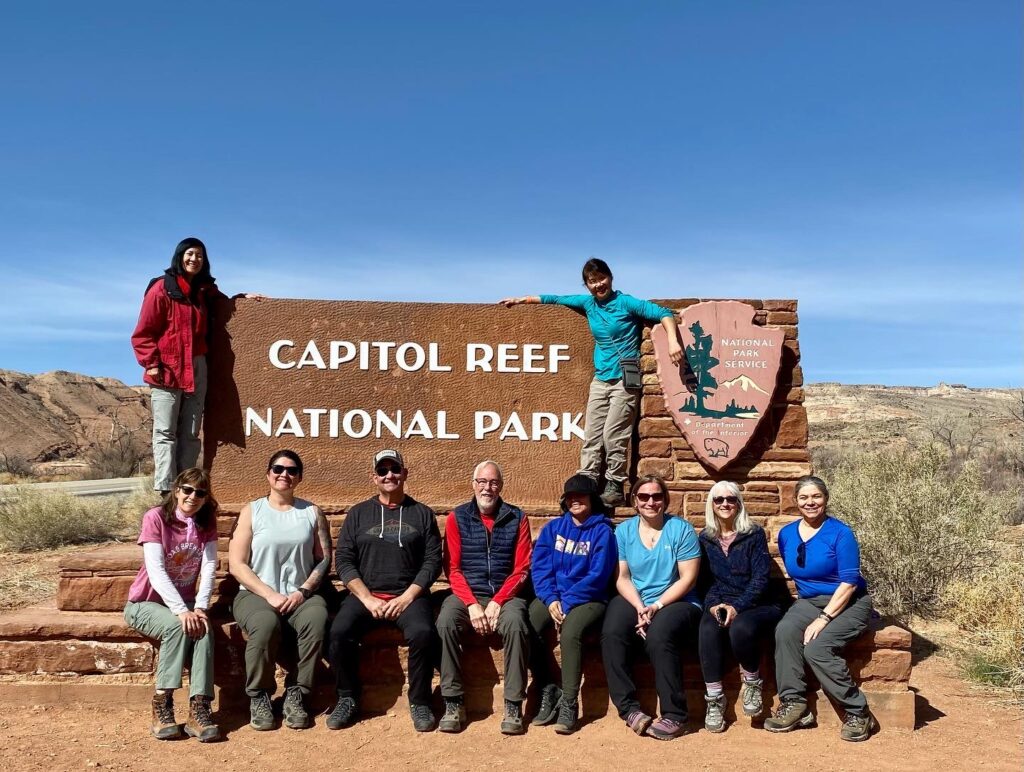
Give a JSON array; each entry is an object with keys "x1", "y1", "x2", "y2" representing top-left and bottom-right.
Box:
[
  {"x1": 615, "y1": 515, "x2": 701, "y2": 607},
  {"x1": 538, "y1": 290, "x2": 674, "y2": 382},
  {"x1": 778, "y1": 516, "x2": 867, "y2": 598}
]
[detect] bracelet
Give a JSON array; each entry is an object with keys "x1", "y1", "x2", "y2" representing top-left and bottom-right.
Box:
[
  {"x1": 654, "y1": 601, "x2": 664, "y2": 611},
  {"x1": 818, "y1": 611, "x2": 833, "y2": 623},
  {"x1": 299, "y1": 587, "x2": 313, "y2": 600}
]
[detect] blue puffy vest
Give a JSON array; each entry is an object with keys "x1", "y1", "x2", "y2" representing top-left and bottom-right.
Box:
[{"x1": 452, "y1": 499, "x2": 524, "y2": 599}]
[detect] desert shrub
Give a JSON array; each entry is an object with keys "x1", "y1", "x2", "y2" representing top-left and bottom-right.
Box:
[
  {"x1": 0, "y1": 488, "x2": 132, "y2": 551},
  {"x1": 943, "y1": 557, "x2": 1024, "y2": 702},
  {"x1": 83, "y1": 432, "x2": 150, "y2": 480},
  {"x1": 829, "y1": 445, "x2": 1009, "y2": 620},
  {"x1": 0, "y1": 451, "x2": 34, "y2": 480}
]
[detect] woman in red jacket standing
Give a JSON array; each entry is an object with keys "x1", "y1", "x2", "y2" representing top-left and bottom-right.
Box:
[{"x1": 131, "y1": 237, "x2": 259, "y2": 493}]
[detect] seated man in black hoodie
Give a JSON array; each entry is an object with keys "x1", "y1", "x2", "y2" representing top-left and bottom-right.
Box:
[{"x1": 326, "y1": 449, "x2": 443, "y2": 732}]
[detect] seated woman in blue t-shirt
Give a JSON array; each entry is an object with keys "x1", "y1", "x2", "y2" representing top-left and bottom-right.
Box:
[
  {"x1": 600, "y1": 474, "x2": 701, "y2": 740},
  {"x1": 498, "y1": 258, "x2": 683, "y2": 508},
  {"x1": 764, "y1": 475, "x2": 875, "y2": 742}
]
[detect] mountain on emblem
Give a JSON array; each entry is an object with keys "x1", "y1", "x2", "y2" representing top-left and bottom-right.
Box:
[{"x1": 651, "y1": 301, "x2": 785, "y2": 471}]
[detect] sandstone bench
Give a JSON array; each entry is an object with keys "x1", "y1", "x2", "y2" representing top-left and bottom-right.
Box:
[{"x1": 0, "y1": 518, "x2": 914, "y2": 730}]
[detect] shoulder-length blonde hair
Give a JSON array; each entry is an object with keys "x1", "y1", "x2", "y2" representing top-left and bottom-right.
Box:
[{"x1": 703, "y1": 480, "x2": 753, "y2": 538}]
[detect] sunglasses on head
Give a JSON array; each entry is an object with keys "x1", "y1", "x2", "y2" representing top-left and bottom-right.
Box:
[
  {"x1": 269, "y1": 464, "x2": 300, "y2": 476},
  {"x1": 797, "y1": 541, "x2": 807, "y2": 568},
  {"x1": 179, "y1": 484, "x2": 208, "y2": 498},
  {"x1": 712, "y1": 495, "x2": 739, "y2": 505},
  {"x1": 635, "y1": 492, "x2": 664, "y2": 503},
  {"x1": 376, "y1": 463, "x2": 403, "y2": 476}
]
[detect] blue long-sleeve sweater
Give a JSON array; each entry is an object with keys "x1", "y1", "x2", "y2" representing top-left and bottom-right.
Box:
[{"x1": 531, "y1": 512, "x2": 617, "y2": 614}]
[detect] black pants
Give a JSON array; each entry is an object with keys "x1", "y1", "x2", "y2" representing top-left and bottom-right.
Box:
[
  {"x1": 327, "y1": 592, "x2": 437, "y2": 706},
  {"x1": 601, "y1": 594, "x2": 701, "y2": 722},
  {"x1": 697, "y1": 605, "x2": 782, "y2": 683}
]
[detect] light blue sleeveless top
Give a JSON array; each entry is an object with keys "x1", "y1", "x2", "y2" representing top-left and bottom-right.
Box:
[{"x1": 247, "y1": 496, "x2": 318, "y2": 595}]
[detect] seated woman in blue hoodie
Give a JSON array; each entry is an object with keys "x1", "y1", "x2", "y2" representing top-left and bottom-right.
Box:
[
  {"x1": 697, "y1": 480, "x2": 782, "y2": 733},
  {"x1": 528, "y1": 474, "x2": 617, "y2": 735}
]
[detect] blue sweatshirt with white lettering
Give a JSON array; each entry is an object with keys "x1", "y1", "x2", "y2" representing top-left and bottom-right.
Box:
[{"x1": 531, "y1": 512, "x2": 617, "y2": 614}]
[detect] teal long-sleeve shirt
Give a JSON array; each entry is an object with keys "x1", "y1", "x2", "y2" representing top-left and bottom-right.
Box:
[{"x1": 539, "y1": 290, "x2": 674, "y2": 381}]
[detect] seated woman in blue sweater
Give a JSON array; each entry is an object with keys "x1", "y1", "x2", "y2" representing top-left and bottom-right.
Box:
[
  {"x1": 764, "y1": 475, "x2": 875, "y2": 742},
  {"x1": 697, "y1": 481, "x2": 782, "y2": 732},
  {"x1": 528, "y1": 474, "x2": 618, "y2": 735}
]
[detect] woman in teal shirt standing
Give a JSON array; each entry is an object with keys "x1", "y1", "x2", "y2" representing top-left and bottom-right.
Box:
[{"x1": 499, "y1": 258, "x2": 683, "y2": 507}]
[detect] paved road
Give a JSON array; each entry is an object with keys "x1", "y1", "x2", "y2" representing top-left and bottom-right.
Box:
[{"x1": 0, "y1": 477, "x2": 149, "y2": 499}]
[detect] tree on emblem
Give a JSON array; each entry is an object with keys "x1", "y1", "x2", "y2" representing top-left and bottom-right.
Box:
[{"x1": 684, "y1": 320, "x2": 719, "y2": 415}]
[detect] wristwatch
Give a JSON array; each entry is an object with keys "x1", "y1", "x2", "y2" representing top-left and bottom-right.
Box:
[{"x1": 298, "y1": 587, "x2": 313, "y2": 600}]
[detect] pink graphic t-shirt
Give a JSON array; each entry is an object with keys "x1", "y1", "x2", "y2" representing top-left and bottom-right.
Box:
[{"x1": 127, "y1": 507, "x2": 218, "y2": 605}]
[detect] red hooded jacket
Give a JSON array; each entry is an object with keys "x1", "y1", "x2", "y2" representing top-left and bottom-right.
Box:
[{"x1": 131, "y1": 274, "x2": 221, "y2": 393}]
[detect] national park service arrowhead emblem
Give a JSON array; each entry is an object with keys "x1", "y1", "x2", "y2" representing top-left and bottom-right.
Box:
[{"x1": 651, "y1": 301, "x2": 784, "y2": 471}]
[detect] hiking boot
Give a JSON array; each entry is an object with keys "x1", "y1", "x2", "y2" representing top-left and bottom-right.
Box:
[
  {"x1": 704, "y1": 693, "x2": 726, "y2": 733},
  {"x1": 600, "y1": 479, "x2": 626, "y2": 509},
  {"x1": 438, "y1": 697, "x2": 466, "y2": 733},
  {"x1": 840, "y1": 712, "x2": 876, "y2": 742},
  {"x1": 553, "y1": 698, "x2": 579, "y2": 735},
  {"x1": 763, "y1": 699, "x2": 814, "y2": 733},
  {"x1": 500, "y1": 699, "x2": 526, "y2": 735},
  {"x1": 150, "y1": 692, "x2": 181, "y2": 740},
  {"x1": 326, "y1": 695, "x2": 357, "y2": 730},
  {"x1": 184, "y1": 695, "x2": 220, "y2": 742},
  {"x1": 625, "y1": 709, "x2": 653, "y2": 736},
  {"x1": 532, "y1": 683, "x2": 562, "y2": 726},
  {"x1": 648, "y1": 716, "x2": 688, "y2": 740},
  {"x1": 741, "y1": 678, "x2": 764, "y2": 717},
  {"x1": 249, "y1": 691, "x2": 275, "y2": 731},
  {"x1": 282, "y1": 685, "x2": 310, "y2": 729},
  {"x1": 410, "y1": 703, "x2": 436, "y2": 732}
]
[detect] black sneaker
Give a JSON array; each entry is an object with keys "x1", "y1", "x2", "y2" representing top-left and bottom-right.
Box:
[
  {"x1": 532, "y1": 684, "x2": 562, "y2": 726},
  {"x1": 249, "y1": 691, "x2": 275, "y2": 731},
  {"x1": 410, "y1": 703, "x2": 436, "y2": 732},
  {"x1": 326, "y1": 695, "x2": 358, "y2": 730},
  {"x1": 553, "y1": 698, "x2": 579, "y2": 735},
  {"x1": 438, "y1": 697, "x2": 466, "y2": 733},
  {"x1": 500, "y1": 700, "x2": 525, "y2": 735},
  {"x1": 282, "y1": 685, "x2": 310, "y2": 729}
]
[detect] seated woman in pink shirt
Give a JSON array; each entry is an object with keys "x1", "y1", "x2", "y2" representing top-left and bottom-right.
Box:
[{"x1": 124, "y1": 468, "x2": 220, "y2": 741}]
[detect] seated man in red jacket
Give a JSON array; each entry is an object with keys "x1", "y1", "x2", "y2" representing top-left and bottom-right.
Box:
[{"x1": 438, "y1": 460, "x2": 533, "y2": 735}]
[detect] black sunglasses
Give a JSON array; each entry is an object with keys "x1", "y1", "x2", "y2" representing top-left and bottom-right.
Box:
[
  {"x1": 635, "y1": 492, "x2": 664, "y2": 502},
  {"x1": 269, "y1": 464, "x2": 301, "y2": 476},
  {"x1": 712, "y1": 495, "x2": 739, "y2": 505},
  {"x1": 797, "y1": 541, "x2": 807, "y2": 568},
  {"x1": 179, "y1": 484, "x2": 208, "y2": 498},
  {"x1": 375, "y1": 463, "x2": 403, "y2": 476}
]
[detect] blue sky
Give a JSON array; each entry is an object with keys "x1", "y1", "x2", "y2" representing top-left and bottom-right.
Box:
[{"x1": 1, "y1": 2, "x2": 1020, "y2": 387}]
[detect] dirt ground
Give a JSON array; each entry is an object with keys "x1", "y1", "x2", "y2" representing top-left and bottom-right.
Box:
[{"x1": 0, "y1": 655, "x2": 1019, "y2": 772}]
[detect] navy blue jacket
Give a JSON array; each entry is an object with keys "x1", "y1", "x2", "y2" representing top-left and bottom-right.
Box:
[{"x1": 698, "y1": 525, "x2": 777, "y2": 613}]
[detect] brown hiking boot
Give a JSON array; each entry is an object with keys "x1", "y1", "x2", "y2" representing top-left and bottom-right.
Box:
[
  {"x1": 184, "y1": 695, "x2": 220, "y2": 742},
  {"x1": 840, "y1": 712, "x2": 876, "y2": 742},
  {"x1": 150, "y1": 692, "x2": 181, "y2": 740},
  {"x1": 763, "y1": 699, "x2": 815, "y2": 732}
]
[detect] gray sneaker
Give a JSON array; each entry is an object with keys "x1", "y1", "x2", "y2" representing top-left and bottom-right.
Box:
[
  {"x1": 704, "y1": 693, "x2": 726, "y2": 733},
  {"x1": 553, "y1": 698, "x2": 579, "y2": 735},
  {"x1": 840, "y1": 712, "x2": 876, "y2": 742},
  {"x1": 249, "y1": 691, "x2": 275, "y2": 731},
  {"x1": 741, "y1": 678, "x2": 764, "y2": 717},
  {"x1": 326, "y1": 695, "x2": 357, "y2": 730},
  {"x1": 438, "y1": 697, "x2": 466, "y2": 733},
  {"x1": 500, "y1": 699, "x2": 525, "y2": 735},
  {"x1": 282, "y1": 685, "x2": 310, "y2": 729},
  {"x1": 763, "y1": 699, "x2": 814, "y2": 733}
]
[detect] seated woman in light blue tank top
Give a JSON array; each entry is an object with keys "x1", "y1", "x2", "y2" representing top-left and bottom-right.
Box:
[{"x1": 228, "y1": 449, "x2": 332, "y2": 731}]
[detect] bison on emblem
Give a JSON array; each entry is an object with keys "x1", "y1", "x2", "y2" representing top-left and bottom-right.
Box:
[{"x1": 704, "y1": 438, "x2": 730, "y2": 458}]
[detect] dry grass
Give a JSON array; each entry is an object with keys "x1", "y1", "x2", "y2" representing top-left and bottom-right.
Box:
[
  {"x1": 0, "y1": 488, "x2": 138, "y2": 551},
  {"x1": 0, "y1": 549, "x2": 63, "y2": 611}
]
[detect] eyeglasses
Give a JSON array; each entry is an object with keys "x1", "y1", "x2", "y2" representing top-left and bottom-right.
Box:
[
  {"x1": 474, "y1": 479, "x2": 501, "y2": 489},
  {"x1": 796, "y1": 541, "x2": 807, "y2": 568},
  {"x1": 712, "y1": 496, "x2": 739, "y2": 505},
  {"x1": 375, "y1": 464, "x2": 403, "y2": 476},
  {"x1": 179, "y1": 485, "x2": 208, "y2": 498},
  {"x1": 269, "y1": 464, "x2": 301, "y2": 476},
  {"x1": 635, "y1": 492, "x2": 665, "y2": 503}
]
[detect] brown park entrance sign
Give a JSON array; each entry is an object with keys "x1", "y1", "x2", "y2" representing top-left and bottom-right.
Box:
[
  {"x1": 202, "y1": 299, "x2": 599, "y2": 510},
  {"x1": 651, "y1": 301, "x2": 784, "y2": 471}
]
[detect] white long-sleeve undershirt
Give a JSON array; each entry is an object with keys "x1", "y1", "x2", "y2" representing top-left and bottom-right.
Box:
[{"x1": 142, "y1": 540, "x2": 218, "y2": 615}]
